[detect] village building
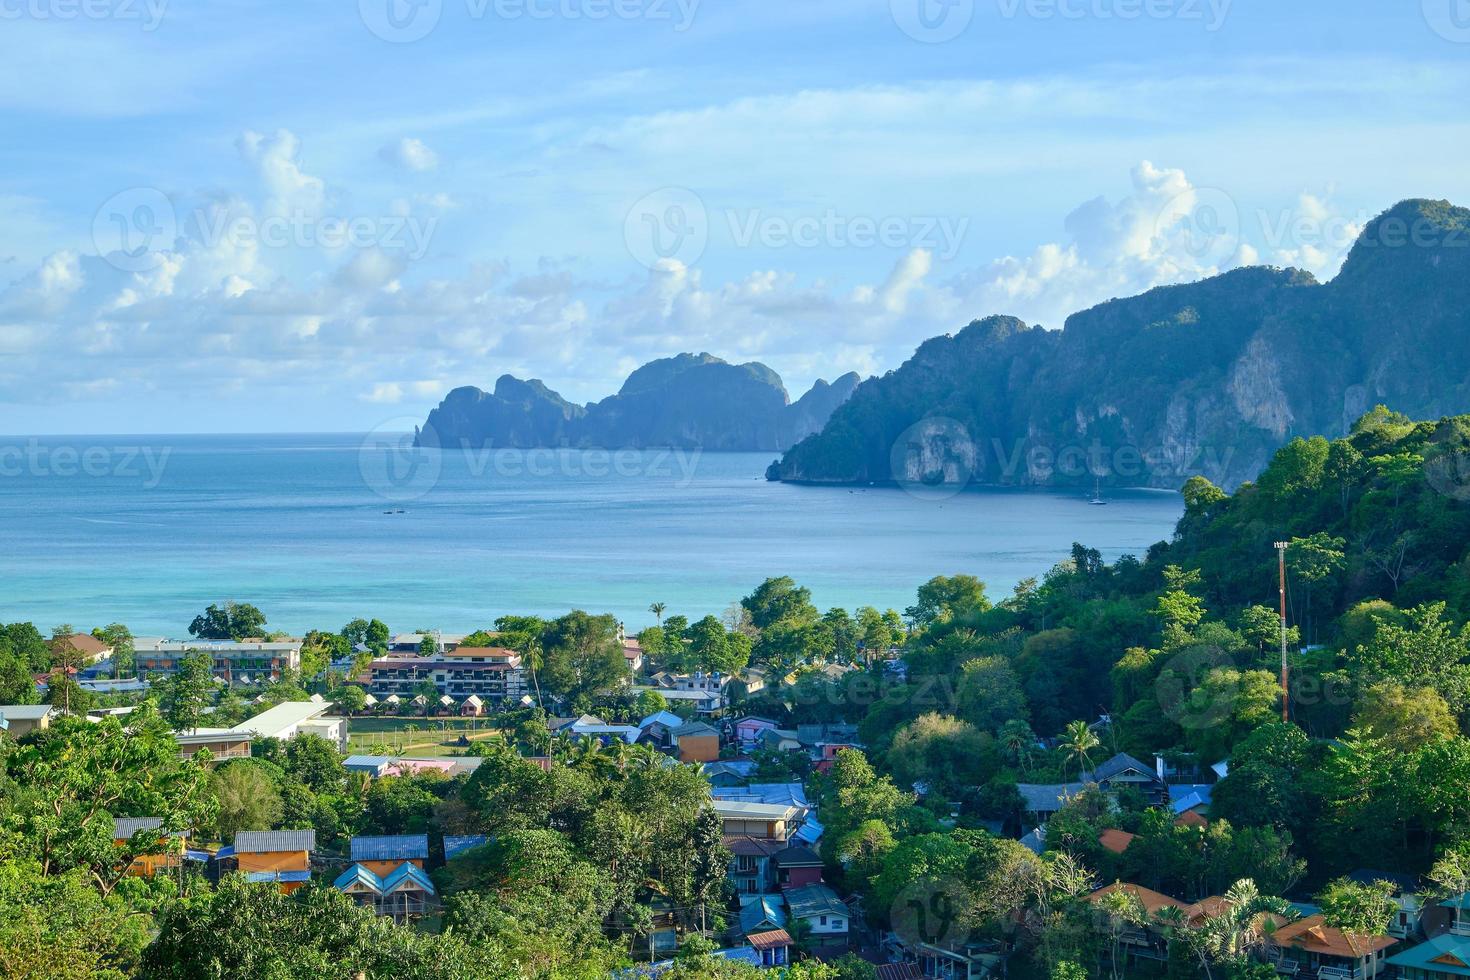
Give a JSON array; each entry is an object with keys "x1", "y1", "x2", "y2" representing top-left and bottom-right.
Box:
[
  {"x1": 224, "y1": 830, "x2": 315, "y2": 894},
  {"x1": 0, "y1": 704, "x2": 55, "y2": 739}
]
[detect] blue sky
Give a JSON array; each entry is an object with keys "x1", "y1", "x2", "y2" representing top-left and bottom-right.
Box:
[{"x1": 2, "y1": 0, "x2": 1468, "y2": 433}]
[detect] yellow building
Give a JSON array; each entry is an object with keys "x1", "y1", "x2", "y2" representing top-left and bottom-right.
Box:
[
  {"x1": 231, "y1": 830, "x2": 315, "y2": 893},
  {"x1": 113, "y1": 817, "x2": 186, "y2": 878}
]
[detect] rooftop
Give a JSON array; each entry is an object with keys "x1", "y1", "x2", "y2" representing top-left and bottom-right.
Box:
[
  {"x1": 0, "y1": 704, "x2": 55, "y2": 721},
  {"x1": 711, "y1": 800, "x2": 802, "y2": 821},
  {"x1": 1268, "y1": 914, "x2": 1397, "y2": 959},
  {"x1": 785, "y1": 883, "x2": 849, "y2": 921},
  {"x1": 1385, "y1": 934, "x2": 1470, "y2": 976},
  {"x1": 233, "y1": 829, "x2": 316, "y2": 854},
  {"x1": 229, "y1": 701, "x2": 332, "y2": 739},
  {"x1": 350, "y1": 835, "x2": 429, "y2": 862},
  {"x1": 1087, "y1": 882, "x2": 1187, "y2": 917},
  {"x1": 747, "y1": 929, "x2": 794, "y2": 951}
]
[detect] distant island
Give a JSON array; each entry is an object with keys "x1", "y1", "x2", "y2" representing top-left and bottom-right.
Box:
[
  {"x1": 769, "y1": 199, "x2": 1470, "y2": 491},
  {"x1": 416, "y1": 353, "x2": 861, "y2": 452}
]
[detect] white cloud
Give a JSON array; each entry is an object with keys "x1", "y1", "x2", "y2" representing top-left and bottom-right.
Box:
[
  {"x1": 362, "y1": 382, "x2": 403, "y2": 404},
  {"x1": 237, "y1": 130, "x2": 325, "y2": 214},
  {"x1": 378, "y1": 138, "x2": 439, "y2": 173},
  {"x1": 0, "y1": 143, "x2": 1373, "y2": 421}
]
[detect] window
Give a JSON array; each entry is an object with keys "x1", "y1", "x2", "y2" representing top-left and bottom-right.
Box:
[{"x1": 819, "y1": 916, "x2": 827, "y2": 926}]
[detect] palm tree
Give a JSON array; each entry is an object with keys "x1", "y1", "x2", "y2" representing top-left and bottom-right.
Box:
[
  {"x1": 1060, "y1": 720, "x2": 1100, "y2": 779},
  {"x1": 1000, "y1": 719, "x2": 1037, "y2": 774},
  {"x1": 1197, "y1": 879, "x2": 1296, "y2": 968},
  {"x1": 648, "y1": 602, "x2": 666, "y2": 626}
]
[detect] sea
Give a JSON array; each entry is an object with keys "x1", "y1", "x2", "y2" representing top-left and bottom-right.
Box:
[{"x1": 0, "y1": 434, "x2": 1183, "y2": 636}]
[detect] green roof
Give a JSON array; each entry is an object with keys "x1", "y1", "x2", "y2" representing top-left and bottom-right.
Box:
[{"x1": 1386, "y1": 935, "x2": 1470, "y2": 977}]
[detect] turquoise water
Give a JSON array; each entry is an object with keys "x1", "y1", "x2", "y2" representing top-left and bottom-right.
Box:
[{"x1": 0, "y1": 434, "x2": 1183, "y2": 635}]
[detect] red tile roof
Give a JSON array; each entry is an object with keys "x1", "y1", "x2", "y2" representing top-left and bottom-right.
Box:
[
  {"x1": 1098, "y1": 828, "x2": 1137, "y2": 854},
  {"x1": 747, "y1": 929, "x2": 793, "y2": 950}
]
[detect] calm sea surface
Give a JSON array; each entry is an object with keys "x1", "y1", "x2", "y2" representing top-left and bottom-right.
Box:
[{"x1": 0, "y1": 434, "x2": 1183, "y2": 635}]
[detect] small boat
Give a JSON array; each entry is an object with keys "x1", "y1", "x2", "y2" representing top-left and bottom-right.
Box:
[{"x1": 1089, "y1": 478, "x2": 1108, "y2": 506}]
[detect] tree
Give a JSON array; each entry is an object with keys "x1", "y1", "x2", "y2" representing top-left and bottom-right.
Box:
[
  {"x1": 189, "y1": 602, "x2": 267, "y2": 641},
  {"x1": 92, "y1": 624, "x2": 135, "y2": 678},
  {"x1": 999, "y1": 719, "x2": 1039, "y2": 773},
  {"x1": 341, "y1": 618, "x2": 391, "y2": 655},
  {"x1": 212, "y1": 761, "x2": 284, "y2": 840},
  {"x1": 688, "y1": 805, "x2": 729, "y2": 933},
  {"x1": 143, "y1": 877, "x2": 505, "y2": 979},
  {"x1": 0, "y1": 646, "x2": 37, "y2": 704},
  {"x1": 156, "y1": 651, "x2": 215, "y2": 734},
  {"x1": 0, "y1": 860, "x2": 152, "y2": 980},
  {"x1": 539, "y1": 611, "x2": 629, "y2": 705},
  {"x1": 741, "y1": 576, "x2": 818, "y2": 630},
  {"x1": 1060, "y1": 720, "x2": 1100, "y2": 779},
  {"x1": 1352, "y1": 682, "x2": 1458, "y2": 751},
  {"x1": 956, "y1": 656, "x2": 1028, "y2": 733},
  {"x1": 1287, "y1": 532, "x2": 1346, "y2": 644},
  {"x1": 3, "y1": 705, "x2": 216, "y2": 892},
  {"x1": 1349, "y1": 602, "x2": 1470, "y2": 714},
  {"x1": 906, "y1": 575, "x2": 990, "y2": 628},
  {"x1": 649, "y1": 602, "x2": 666, "y2": 626},
  {"x1": 332, "y1": 684, "x2": 368, "y2": 715},
  {"x1": 1153, "y1": 566, "x2": 1205, "y2": 647},
  {"x1": 1195, "y1": 879, "x2": 1295, "y2": 967},
  {"x1": 1096, "y1": 888, "x2": 1147, "y2": 980},
  {"x1": 47, "y1": 628, "x2": 89, "y2": 714},
  {"x1": 299, "y1": 631, "x2": 348, "y2": 679},
  {"x1": 282, "y1": 734, "x2": 345, "y2": 793},
  {"x1": 1317, "y1": 877, "x2": 1398, "y2": 936}
]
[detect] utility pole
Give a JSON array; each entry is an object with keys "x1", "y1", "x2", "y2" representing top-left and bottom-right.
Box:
[{"x1": 1275, "y1": 541, "x2": 1290, "y2": 723}]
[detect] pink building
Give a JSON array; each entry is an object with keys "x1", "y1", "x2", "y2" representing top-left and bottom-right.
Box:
[{"x1": 734, "y1": 716, "x2": 780, "y2": 748}]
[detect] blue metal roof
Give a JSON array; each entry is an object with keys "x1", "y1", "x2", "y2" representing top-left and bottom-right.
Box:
[
  {"x1": 333, "y1": 863, "x2": 385, "y2": 892},
  {"x1": 245, "y1": 870, "x2": 311, "y2": 883},
  {"x1": 343, "y1": 755, "x2": 394, "y2": 771},
  {"x1": 382, "y1": 862, "x2": 436, "y2": 896},
  {"x1": 444, "y1": 835, "x2": 489, "y2": 860},
  {"x1": 1385, "y1": 934, "x2": 1470, "y2": 976},
  {"x1": 349, "y1": 835, "x2": 429, "y2": 862}
]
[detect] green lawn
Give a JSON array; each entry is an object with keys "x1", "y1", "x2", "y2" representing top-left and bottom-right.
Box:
[{"x1": 345, "y1": 717, "x2": 505, "y2": 757}]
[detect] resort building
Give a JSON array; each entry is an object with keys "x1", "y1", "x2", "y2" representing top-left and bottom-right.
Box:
[
  {"x1": 133, "y1": 637, "x2": 302, "y2": 685},
  {"x1": 366, "y1": 647, "x2": 526, "y2": 705}
]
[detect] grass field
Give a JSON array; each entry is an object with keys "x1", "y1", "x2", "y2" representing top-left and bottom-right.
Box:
[{"x1": 345, "y1": 717, "x2": 505, "y2": 757}]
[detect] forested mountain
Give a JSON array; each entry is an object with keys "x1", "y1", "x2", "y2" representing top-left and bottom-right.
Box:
[
  {"x1": 416, "y1": 354, "x2": 861, "y2": 451},
  {"x1": 774, "y1": 407, "x2": 1470, "y2": 906},
  {"x1": 768, "y1": 199, "x2": 1470, "y2": 490}
]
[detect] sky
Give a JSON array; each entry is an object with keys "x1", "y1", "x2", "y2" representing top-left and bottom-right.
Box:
[{"x1": 2, "y1": 0, "x2": 1469, "y2": 433}]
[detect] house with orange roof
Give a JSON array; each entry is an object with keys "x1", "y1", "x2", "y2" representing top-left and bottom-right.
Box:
[
  {"x1": 1098, "y1": 828, "x2": 1136, "y2": 855},
  {"x1": 1267, "y1": 914, "x2": 1396, "y2": 979}
]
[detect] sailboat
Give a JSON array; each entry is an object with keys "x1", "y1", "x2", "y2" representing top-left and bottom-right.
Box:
[{"x1": 1089, "y1": 477, "x2": 1108, "y2": 506}]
